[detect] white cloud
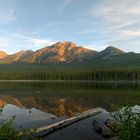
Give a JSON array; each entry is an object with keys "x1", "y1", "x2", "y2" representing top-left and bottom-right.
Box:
[
  {"x1": 83, "y1": 39, "x2": 114, "y2": 51},
  {"x1": 0, "y1": 32, "x2": 56, "y2": 54},
  {"x1": 77, "y1": 30, "x2": 95, "y2": 35},
  {"x1": 9, "y1": 33, "x2": 56, "y2": 46},
  {"x1": 87, "y1": 0, "x2": 140, "y2": 44},
  {"x1": 119, "y1": 30, "x2": 140, "y2": 37},
  {"x1": 0, "y1": 37, "x2": 17, "y2": 54},
  {"x1": 90, "y1": 0, "x2": 140, "y2": 24},
  {"x1": 84, "y1": 44, "x2": 106, "y2": 52},
  {"x1": 91, "y1": 0, "x2": 139, "y2": 23},
  {"x1": 32, "y1": 21, "x2": 65, "y2": 35},
  {"x1": 59, "y1": 0, "x2": 71, "y2": 11},
  {"x1": 30, "y1": 38, "x2": 55, "y2": 47},
  {"x1": 0, "y1": 9, "x2": 16, "y2": 23},
  {"x1": 0, "y1": 0, "x2": 16, "y2": 23},
  {"x1": 0, "y1": 39, "x2": 12, "y2": 54}
]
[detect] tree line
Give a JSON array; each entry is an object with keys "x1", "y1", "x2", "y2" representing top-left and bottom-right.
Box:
[
  {"x1": 0, "y1": 68, "x2": 140, "y2": 81},
  {"x1": 24, "y1": 69, "x2": 140, "y2": 81}
]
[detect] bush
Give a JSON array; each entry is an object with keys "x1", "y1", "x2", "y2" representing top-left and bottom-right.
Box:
[
  {"x1": 0, "y1": 107, "x2": 40, "y2": 140},
  {"x1": 113, "y1": 106, "x2": 140, "y2": 140}
]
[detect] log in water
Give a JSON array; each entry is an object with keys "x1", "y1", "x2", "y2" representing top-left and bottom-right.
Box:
[{"x1": 32, "y1": 107, "x2": 102, "y2": 138}]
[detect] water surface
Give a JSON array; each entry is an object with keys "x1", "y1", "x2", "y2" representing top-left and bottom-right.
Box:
[{"x1": 0, "y1": 81, "x2": 140, "y2": 129}]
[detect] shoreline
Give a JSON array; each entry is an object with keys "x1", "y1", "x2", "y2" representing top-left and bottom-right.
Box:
[{"x1": 0, "y1": 80, "x2": 139, "y2": 83}]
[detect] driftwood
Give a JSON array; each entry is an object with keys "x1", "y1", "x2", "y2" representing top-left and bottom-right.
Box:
[{"x1": 30, "y1": 107, "x2": 102, "y2": 138}]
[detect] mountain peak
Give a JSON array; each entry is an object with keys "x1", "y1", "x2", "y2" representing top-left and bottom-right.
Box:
[
  {"x1": 63, "y1": 41, "x2": 77, "y2": 45},
  {"x1": 20, "y1": 41, "x2": 97, "y2": 63},
  {"x1": 105, "y1": 46, "x2": 124, "y2": 52},
  {"x1": 50, "y1": 41, "x2": 77, "y2": 49},
  {"x1": 0, "y1": 42, "x2": 129, "y2": 64},
  {"x1": 98, "y1": 46, "x2": 125, "y2": 58},
  {"x1": 0, "y1": 51, "x2": 8, "y2": 59}
]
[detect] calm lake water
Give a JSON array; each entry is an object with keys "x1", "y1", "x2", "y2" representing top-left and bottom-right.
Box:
[{"x1": 0, "y1": 81, "x2": 140, "y2": 129}]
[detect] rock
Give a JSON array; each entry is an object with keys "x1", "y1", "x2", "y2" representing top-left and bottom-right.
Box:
[
  {"x1": 92, "y1": 120, "x2": 103, "y2": 134},
  {"x1": 105, "y1": 119, "x2": 117, "y2": 132},
  {"x1": 101, "y1": 127, "x2": 115, "y2": 138},
  {"x1": 92, "y1": 119, "x2": 116, "y2": 139}
]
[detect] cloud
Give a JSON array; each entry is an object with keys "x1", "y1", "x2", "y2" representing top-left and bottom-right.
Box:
[
  {"x1": 32, "y1": 21, "x2": 65, "y2": 35},
  {"x1": 84, "y1": 44, "x2": 106, "y2": 51},
  {"x1": 90, "y1": 0, "x2": 140, "y2": 23},
  {"x1": 59, "y1": 0, "x2": 71, "y2": 11},
  {"x1": 9, "y1": 32, "x2": 55, "y2": 45},
  {"x1": 87, "y1": 0, "x2": 140, "y2": 44},
  {"x1": 0, "y1": 0, "x2": 16, "y2": 23},
  {"x1": 75, "y1": 0, "x2": 140, "y2": 42},
  {"x1": 0, "y1": 38, "x2": 11, "y2": 48},
  {"x1": 13, "y1": 33, "x2": 56, "y2": 48},
  {"x1": 118, "y1": 30, "x2": 140, "y2": 37},
  {"x1": 0, "y1": 32, "x2": 56, "y2": 54},
  {"x1": 29, "y1": 38, "x2": 56, "y2": 47},
  {"x1": 0, "y1": 9, "x2": 16, "y2": 23},
  {"x1": 77, "y1": 30, "x2": 95, "y2": 35},
  {"x1": 83, "y1": 39, "x2": 114, "y2": 51}
]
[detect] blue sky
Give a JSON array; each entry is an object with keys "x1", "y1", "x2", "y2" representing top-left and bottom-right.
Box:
[{"x1": 0, "y1": 0, "x2": 140, "y2": 54}]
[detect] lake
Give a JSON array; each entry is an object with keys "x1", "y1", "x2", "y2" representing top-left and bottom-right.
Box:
[{"x1": 0, "y1": 81, "x2": 140, "y2": 130}]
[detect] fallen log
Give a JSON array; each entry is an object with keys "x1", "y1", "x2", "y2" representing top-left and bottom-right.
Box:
[{"x1": 29, "y1": 107, "x2": 102, "y2": 138}]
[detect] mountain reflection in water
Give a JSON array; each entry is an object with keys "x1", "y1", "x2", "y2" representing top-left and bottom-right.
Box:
[
  {"x1": 0, "y1": 81, "x2": 140, "y2": 119},
  {"x1": 0, "y1": 96, "x2": 88, "y2": 117}
]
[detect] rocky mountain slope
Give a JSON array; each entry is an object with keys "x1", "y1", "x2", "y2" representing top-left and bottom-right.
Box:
[
  {"x1": 97, "y1": 46, "x2": 125, "y2": 59},
  {"x1": 0, "y1": 42, "x2": 98, "y2": 63},
  {"x1": 0, "y1": 41, "x2": 138, "y2": 64},
  {"x1": 0, "y1": 50, "x2": 33, "y2": 63},
  {"x1": 21, "y1": 41, "x2": 97, "y2": 63},
  {"x1": 0, "y1": 51, "x2": 8, "y2": 59}
]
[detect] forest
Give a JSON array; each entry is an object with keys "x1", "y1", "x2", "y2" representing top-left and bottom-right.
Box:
[
  {"x1": 22, "y1": 69, "x2": 140, "y2": 81},
  {"x1": 0, "y1": 63, "x2": 140, "y2": 81}
]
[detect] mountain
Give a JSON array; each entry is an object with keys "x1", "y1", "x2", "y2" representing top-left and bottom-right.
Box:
[
  {"x1": 97, "y1": 46, "x2": 125, "y2": 59},
  {"x1": 0, "y1": 41, "x2": 139, "y2": 65},
  {"x1": 0, "y1": 41, "x2": 97, "y2": 64},
  {"x1": 0, "y1": 51, "x2": 7, "y2": 59},
  {"x1": 0, "y1": 50, "x2": 33, "y2": 64},
  {"x1": 21, "y1": 41, "x2": 97, "y2": 63}
]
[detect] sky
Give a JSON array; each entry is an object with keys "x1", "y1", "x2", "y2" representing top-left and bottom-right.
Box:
[{"x1": 0, "y1": 0, "x2": 140, "y2": 54}]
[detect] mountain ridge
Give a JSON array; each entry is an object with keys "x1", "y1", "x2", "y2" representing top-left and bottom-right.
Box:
[{"x1": 0, "y1": 41, "x2": 138, "y2": 64}]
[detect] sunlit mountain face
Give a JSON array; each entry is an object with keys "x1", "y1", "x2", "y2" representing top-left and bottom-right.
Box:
[
  {"x1": 0, "y1": 51, "x2": 8, "y2": 59},
  {"x1": 0, "y1": 41, "x2": 139, "y2": 70},
  {"x1": 0, "y1": 41, "x2": 130, "y2": 64},
  {"x1": 0, "y1": 42, "x2": 96, "y2": 63}
]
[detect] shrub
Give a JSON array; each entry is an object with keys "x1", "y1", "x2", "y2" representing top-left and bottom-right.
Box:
[
  {"x1": 0, "y1": 107, "x2": 40, "y2": 140},
  {"x1": 113, "y1": 106, "x2": 140, "y2": 140}
]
